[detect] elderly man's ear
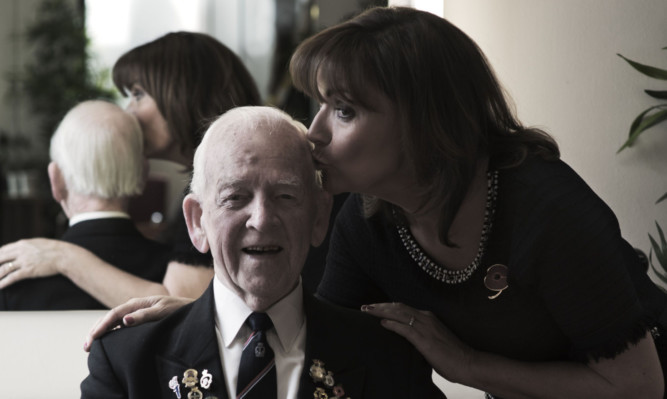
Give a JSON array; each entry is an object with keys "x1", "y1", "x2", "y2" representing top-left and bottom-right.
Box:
[
  {"x1": 311, "y1": 190, "x2": 333, "y2": 248},
  {"x1": 47, "y1": 162, "x2": 68, "y2": 204},
  {"x1": 183, "y1": 194, "x2": 210, "y2": 254}
]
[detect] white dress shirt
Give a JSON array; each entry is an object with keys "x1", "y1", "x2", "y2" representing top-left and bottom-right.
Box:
[
  {"x1": 213, "y1": 276, "x2": 306, "y2": 398},
  {"x1": 68, "y1": 211, "x2": 130, "y2": 227}
]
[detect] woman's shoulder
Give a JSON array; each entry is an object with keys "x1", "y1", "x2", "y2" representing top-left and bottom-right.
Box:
[
  {"x1": 503, "y1": 156, "x2": 583, "y2": 188},
  {"x1": 500, "y1": 156, "x2": 603, "y2": 211}
]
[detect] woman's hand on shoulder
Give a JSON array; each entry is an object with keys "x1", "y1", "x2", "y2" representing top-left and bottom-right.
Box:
[
  {"x1": 0, "y1": 238, "x2": 78, "y2": 288},
  {"x1": 84, "y1": 295, "x2": 194, "y2": 352}
]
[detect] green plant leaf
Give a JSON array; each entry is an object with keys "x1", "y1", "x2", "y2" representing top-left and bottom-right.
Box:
[
  {"x1": 657, "y1": 221, "x2": 667, "y2": 248},
  {"x1": 646, "y1": 90, "x2": 667, "y2": 100},
  {"x1": 618, "y1": 54, "x2": 667, "y2": 80},
  {"x1": 649, "y1": 222, "x2": 667, "y2": 272},
  {"x1": 649, "y1": 248, "x2": 667, "y2": 285},
  {"x1": 657, "y1": 192, "x2": 667, "y2": 204},
  {"x1": 649, "y1": 244, "x2": 667, "y2": 279},
  {"x1": 618, "y1": 106, "x2": 667, "y2": 152},
  {"x1": 650, "y1": 263, "x2": 667, "y2": 285},
  {"x1": 650, "y1": 262, "x2": 667, "y2": 286}
]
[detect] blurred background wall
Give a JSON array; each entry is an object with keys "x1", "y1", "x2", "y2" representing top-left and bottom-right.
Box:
[{"x1": 1, "y1": 0, "x2": 666, "y2": 285}]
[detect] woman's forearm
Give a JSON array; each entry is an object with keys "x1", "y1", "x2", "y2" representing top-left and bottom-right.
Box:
[
  {"x1": 57, "y1": 244, "x2": 168, "y2": 307},
  {"x1": 362, "y1": 302, "x2": 663, "y2": 399},
  {"x1": 461, "y1": 334, "x2": 663, "y2": 399}
]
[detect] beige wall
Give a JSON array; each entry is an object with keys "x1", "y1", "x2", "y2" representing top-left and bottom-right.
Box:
[{"x1": 437, "y1": 0, "x2": 667, "y2": 284}]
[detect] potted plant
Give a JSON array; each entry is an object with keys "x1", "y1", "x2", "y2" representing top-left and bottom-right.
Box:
[{"x1": 617, "y1": 49, "x2": 667, "y2": 282}]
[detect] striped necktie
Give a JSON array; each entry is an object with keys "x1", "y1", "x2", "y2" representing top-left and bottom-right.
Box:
[{"x1": 236, "y1": 312, "x2": 277, "y2": 399}]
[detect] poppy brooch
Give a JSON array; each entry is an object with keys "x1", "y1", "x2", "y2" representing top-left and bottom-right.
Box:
[{"x1": 484, "y1": 264, "x2": 508, "y2": 299}]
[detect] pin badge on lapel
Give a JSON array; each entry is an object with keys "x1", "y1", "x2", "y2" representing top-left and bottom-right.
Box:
[
  {"x1": 170, "y1": 368, "x2": 215, "y2": 399},
  {"x1": 200, "y1": 369, "x2": 213, "y2": 389},
  {"x1": 169, "y1": 376, "x2": 182, "y2": 399}
]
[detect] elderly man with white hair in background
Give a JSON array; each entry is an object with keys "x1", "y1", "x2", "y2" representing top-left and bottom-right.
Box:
[
  {"x1": 0, "y1": 100, "x2": 169, "y2": 310},
  {"x1": 81, "y1": 106, "x2": 445, "y2": 398}
]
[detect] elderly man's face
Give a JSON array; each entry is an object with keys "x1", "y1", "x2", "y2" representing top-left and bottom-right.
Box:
[{"x1": 185, "y1": 120, "x2": 328, "y2": 310}]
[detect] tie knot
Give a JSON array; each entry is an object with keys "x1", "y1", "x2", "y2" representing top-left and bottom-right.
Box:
[{"x1": 247, "y1": 312, "x2": 273, "y2": 332}]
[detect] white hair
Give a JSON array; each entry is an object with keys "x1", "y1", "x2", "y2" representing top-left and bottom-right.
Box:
[
  {"x1": 190, "y1": 106, "x2": 320, "y2": 197},
  {"x1": 49, "y1": 100, "x2": 144, "y2": 198}
]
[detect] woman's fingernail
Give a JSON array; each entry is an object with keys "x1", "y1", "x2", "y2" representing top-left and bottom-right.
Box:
[
  {"x1": 83, "y1": 342, "x2": 89, "y2": 351},
  {"x1": 361, "y1": 304, "x2": 374, "y2": 311},
  {"x1": 124, "y1": 316, "x2": 134, "y2": 326}
]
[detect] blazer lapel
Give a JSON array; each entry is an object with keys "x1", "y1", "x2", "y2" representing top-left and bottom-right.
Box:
[
  {"x1": 156, "y1": 284, "x2": 230, "y2": 399},
  {"x1": 299, "y1": 293, "x2": 366, "y2": 398}
]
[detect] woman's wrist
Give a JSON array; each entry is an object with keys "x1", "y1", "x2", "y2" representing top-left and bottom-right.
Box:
[{"x1": 55, "y1": 240, "x2": 88, "y2": 275}]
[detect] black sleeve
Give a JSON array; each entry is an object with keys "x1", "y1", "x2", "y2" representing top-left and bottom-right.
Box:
[
  {"x1": 316, "y1": 194, "x2": 389, "y2": 308},
  {"x1": 508, "y1": 159, "x2": 649, "y2": 360},
  {"x1": 80, "y1": 339, "x2": 126, "y2": 399}
]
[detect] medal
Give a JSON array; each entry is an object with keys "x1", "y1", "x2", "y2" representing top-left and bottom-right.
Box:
[
  {"x1": 182, "y1": 369, "x2": 199, "y2": 388},
  {"x1": 309, "y1": 359, "x2": 326, "y2": 381},
  {"x1": 187, "y1": 386, "x2": 203, "y2": 399},
  {"x1": 323, "y1": 371, "x2": 335, "y2": 388},
  {"x1": 314, "y1": 387, "x2": 328, "y2": 399}
]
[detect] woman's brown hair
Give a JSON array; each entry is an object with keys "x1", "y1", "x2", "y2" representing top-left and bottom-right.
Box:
[
  {"x1": 113, "y1": 32, "x2": 261, "y2": 166},
  {"x1": 290, "y1": 6, "x2": 559, "y2": 246}
]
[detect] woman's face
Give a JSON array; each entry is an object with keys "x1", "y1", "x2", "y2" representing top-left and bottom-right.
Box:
[
  {"x1": 125, "y1": 84, "x2": 175, "y2": 159},
  {"x1": 308, "y1": 80, "x2": 406, "y2": 197}
]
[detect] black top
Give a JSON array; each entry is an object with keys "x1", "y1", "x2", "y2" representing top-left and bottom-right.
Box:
[
  {"x1": 317, "y1": 156, "x2": 667, "y2": 362},
  {"x1": 0, "y1": 218, "x2": 170, "y2": 310}
]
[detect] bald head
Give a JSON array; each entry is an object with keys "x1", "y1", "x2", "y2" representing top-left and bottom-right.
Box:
[{"x1": 190, "y1": 106, "x2": 319, "y2": 199}]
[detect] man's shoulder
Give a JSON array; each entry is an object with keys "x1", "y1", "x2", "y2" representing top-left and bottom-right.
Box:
[
  {"x1": 94, "y1": 297, "x2": 199, "y2": 356},
  {"x1": 304, "y1": 295, "x2": 444, "y2": 397},
  {"x1": 306, "y1": 294, "x2": 415, "y2": 351}
]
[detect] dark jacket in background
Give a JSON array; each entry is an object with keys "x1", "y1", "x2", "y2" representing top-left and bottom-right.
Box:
[{"x1": 0, "y1": 218, "x2": 169, "y2": 310}]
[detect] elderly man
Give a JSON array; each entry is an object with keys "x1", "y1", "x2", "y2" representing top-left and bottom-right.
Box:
[
  {"x1": 0, "y1": 100, "x2": 169, "y2": 310},
  {"x1": 81, "y1": 106, "x2": 445, "y2": 398}
]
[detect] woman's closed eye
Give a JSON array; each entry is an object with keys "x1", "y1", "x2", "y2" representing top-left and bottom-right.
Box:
[{"x1": 128, "y1": 85, "x2": 146, "y2": 101}]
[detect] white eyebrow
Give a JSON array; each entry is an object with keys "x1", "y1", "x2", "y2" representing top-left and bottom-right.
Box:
[
  {"x1": 216, "y1": 179, "x2": 244, "y2": 192},
  {"x1": 276, "y1": 176, "x2": 302, "y2": 187}
]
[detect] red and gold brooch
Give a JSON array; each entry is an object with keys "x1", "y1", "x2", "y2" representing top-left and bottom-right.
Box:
[{"x1": 484, "y1": 264, "x2": 508, "y2": 299}]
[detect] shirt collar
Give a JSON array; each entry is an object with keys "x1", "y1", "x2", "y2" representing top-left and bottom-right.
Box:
[
  {"x1": 213, "y1": 275, "x2": 304, "y2": 353},
  {"x1": 69, "y1": 211, "x2": 130, "y2": 227}
]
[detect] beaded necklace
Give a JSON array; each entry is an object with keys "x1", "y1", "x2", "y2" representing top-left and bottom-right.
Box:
[{"x1": 397, "y1": 170, "x2": 499, "y2": 284}]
